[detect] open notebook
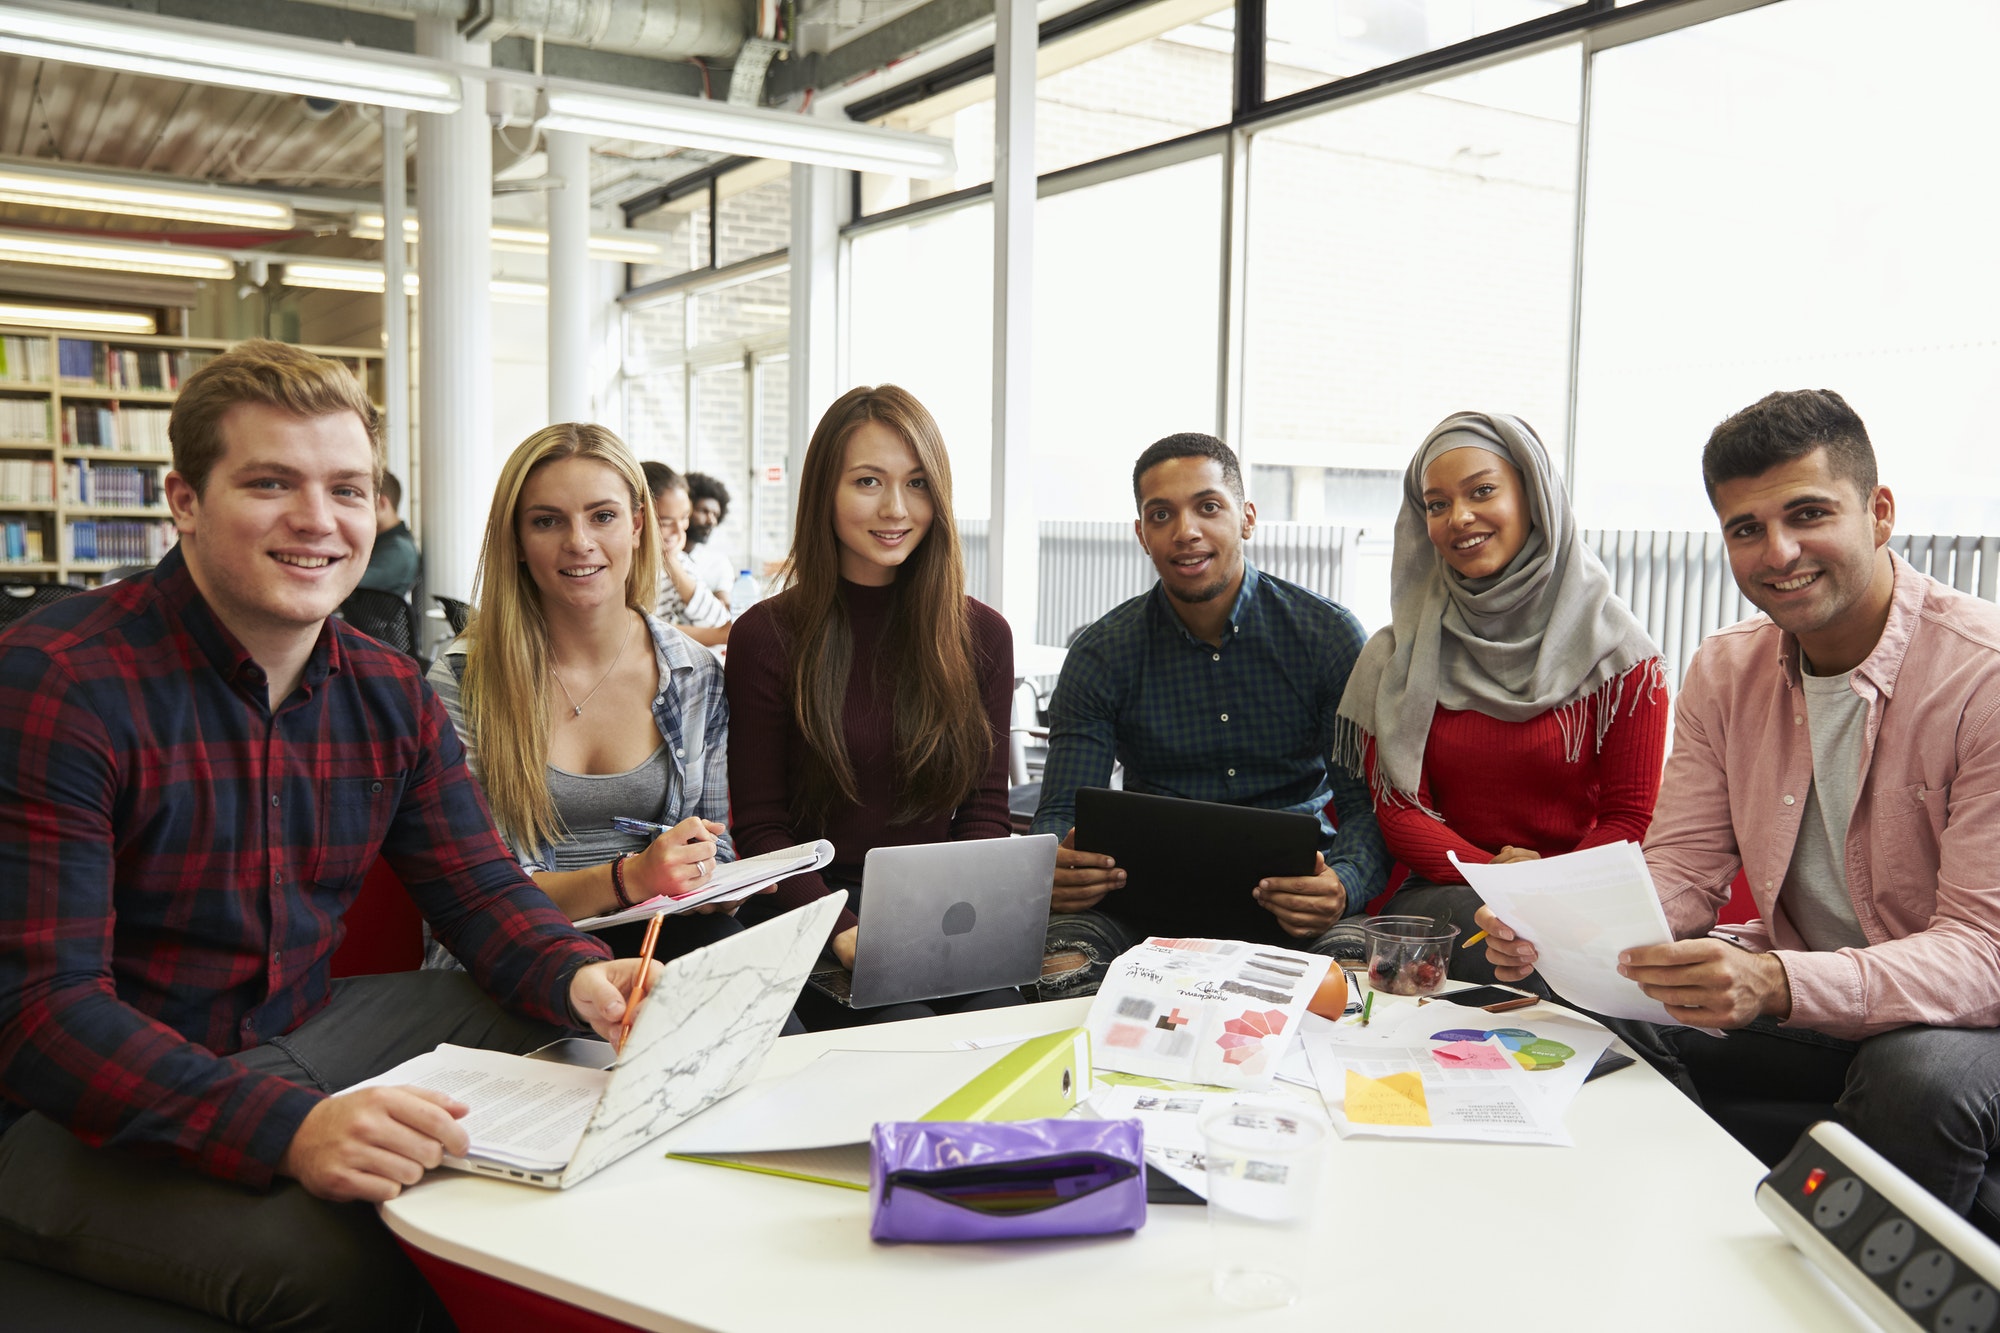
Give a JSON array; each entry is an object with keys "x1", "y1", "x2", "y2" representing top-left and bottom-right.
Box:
[
  {"x1": 572, "y1": 840, "x2": 835, "y2": 932},
  {"x1": 340, "y1": 893, "x2": 842, "y2": 1188}
]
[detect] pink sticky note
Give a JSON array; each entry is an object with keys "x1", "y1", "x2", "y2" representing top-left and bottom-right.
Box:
[{"x1": 1432, "y1": 1039, "x2": 1514, "y2": 1071}]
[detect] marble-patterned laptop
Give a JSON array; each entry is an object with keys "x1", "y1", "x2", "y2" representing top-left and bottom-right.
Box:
[{"x1": 458, "y1": 893, "x2": 842, "y2": 1189}]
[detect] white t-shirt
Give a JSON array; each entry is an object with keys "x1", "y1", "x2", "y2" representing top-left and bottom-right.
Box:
[{"x1": 689, "y1": 543, "x2": 734, "y2": 597}]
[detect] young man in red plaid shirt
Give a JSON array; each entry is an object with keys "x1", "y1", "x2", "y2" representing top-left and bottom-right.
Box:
[{"x1": 0, "y1": 341, "x2": 655, "y2": 1330}]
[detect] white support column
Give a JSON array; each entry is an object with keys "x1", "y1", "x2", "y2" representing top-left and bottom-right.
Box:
[
  {"x1": 545, "y1": 128, "x2": 591, "y2": 424},
  {"x1": 787, "y1": 163, "x2": 841, "y2": 517},
  {"x1": 414, "y1": 20, "x2": 492, "y2": 604},
  {"x1": 989, "y1": 0, "x2": 1037, "y2": 639},
  {"x1": 380, "y1": 107, "x2": 412, "y2": 514}
]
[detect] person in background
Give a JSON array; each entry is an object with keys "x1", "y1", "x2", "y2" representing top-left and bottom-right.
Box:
[
  {"x1": 1336, "y1": 411, "x2": 1667, "y2": 984},
  {"x1": 725, "y1": 385, "x2": 1022, "y2": 1027},
  {"x1": 0, "y1": 342, "x2": 640, "y2": 1330},
  {"x1": 1480, "y1": 390, "x2": 2000, "y2": 1236},
  {"x1": 1031, "y1": 433, "x2": 1390, "y2": 997},
  {"x1": 643, "y1": 460, "x2": 731, "y2": 650},
  {"x1": 356, "y1": 469, "x2": 420, "y2": 598},
  {"x1": 430, "y1": 424, "x2": 738, "y2": 965},
  {"x1": 686, "y1": 470, "x2": 737, "y2": 606}
]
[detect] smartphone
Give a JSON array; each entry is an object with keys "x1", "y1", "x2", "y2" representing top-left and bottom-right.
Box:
[
  {"x1": 524, "y1": 1037, "x2": 616, "y2": 1070},
  {"x1": 1433, "y1": 984, "x2": 1539, "y2": 1013}
]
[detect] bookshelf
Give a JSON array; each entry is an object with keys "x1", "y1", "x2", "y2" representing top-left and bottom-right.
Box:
[{"x1": 0, "y1": 327, "x2": 384, "y2": 585}]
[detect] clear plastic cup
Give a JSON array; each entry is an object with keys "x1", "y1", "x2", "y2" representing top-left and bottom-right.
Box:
[
  {"x1": 1198, "y1": 1098, "x2": 1330, "y2": 1309},
  {"x1": 1364, "y1": 915, "x2": 1460, "y2": 997}
]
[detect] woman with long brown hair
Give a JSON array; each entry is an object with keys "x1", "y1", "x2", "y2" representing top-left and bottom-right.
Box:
[
  {"x1": 726, "y1": 384, "x2": 1021, "y2": 1026},
  {"x1": 427, "y1": 422, "x2": 737, "y2": 964}
]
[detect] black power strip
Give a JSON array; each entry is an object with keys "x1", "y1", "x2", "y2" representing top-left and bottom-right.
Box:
[{"x1": 1759, "y1": 1122, "x2": 2000, "y2": 1332}]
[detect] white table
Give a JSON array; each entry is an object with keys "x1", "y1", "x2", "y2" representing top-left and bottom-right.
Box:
[{"x1": 381, "y1": 998, "x2": 1871, "y2": 1333}]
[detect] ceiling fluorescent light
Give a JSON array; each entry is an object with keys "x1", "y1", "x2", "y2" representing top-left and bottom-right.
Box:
[
  {"x1": 0, "y1": 162, "x2": 294, "y2": 229},
  {"x1": 0, "y1": 302, "x2": 156, "y2": 334},
  {"x1": 535, "y1": 82, "x2": 956, "y2": 179},
  {"x1": 0, "y1": 228, "x2": 234, "y2": 280},
  {"x1": 354, "y1": 213, "x2": 668, "y2": 263},
  {"x1": 281, "y1": 260, "x2": 545, "y2": 303},
  {"x1": 0, "y1": 0, "x2": 461, "y2": 114}
]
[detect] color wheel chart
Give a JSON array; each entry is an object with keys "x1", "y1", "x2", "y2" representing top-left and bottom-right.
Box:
[{"x1": 1428, "y1": 1027, "x2": 1577, "y2": 1072}]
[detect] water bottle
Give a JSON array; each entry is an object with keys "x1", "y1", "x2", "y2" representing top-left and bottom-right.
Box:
[{"x1": 730, "y1": 569, "x2": 760, "y2": 611}]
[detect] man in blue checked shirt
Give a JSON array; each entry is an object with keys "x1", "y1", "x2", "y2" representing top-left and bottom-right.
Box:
[{"x1": 1031, "y1": 433, "x2": 1389, "y2": 997}]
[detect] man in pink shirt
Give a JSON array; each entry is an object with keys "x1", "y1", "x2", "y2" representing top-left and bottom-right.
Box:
[{"x1": 1481, "y1": 389, "x2": 2000, "y2": 1235}]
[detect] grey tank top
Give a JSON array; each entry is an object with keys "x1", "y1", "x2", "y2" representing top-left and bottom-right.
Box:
[{"x1": 545, "y1": 743, "x2": 671, "y2": 873}]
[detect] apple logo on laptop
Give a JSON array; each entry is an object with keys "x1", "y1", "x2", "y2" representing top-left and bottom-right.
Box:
[{"x1": 942, "y1": 901, "x2": 977, "y2": 936}]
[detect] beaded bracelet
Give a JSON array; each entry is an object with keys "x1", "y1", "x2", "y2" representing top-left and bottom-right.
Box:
[{"x1": 611, "y1": 852, "x2": 638, "y2": 909}]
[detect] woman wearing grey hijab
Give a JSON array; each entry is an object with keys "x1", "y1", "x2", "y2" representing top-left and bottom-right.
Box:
[{"x1": 1334, "y1": 411, "x2": 1667, "y2": 985}]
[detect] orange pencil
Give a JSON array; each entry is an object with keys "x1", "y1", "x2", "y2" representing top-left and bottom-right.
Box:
[{"x1": 616, "y1": 911, "x2": 665, "y2": 1053}]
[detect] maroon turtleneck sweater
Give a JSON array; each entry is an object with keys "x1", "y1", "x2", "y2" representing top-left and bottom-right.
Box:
[{"x1": 724, "y1": 578, "x2": 1015, "y2": 935}]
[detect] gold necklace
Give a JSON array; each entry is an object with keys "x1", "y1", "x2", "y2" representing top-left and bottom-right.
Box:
[{"x1": 550, "y1": 612, "x2": 637, "y2": 718}]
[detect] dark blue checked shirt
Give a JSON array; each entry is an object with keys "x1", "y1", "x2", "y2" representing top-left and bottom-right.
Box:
[
  {"x1": 1032, "y1": 563, "x2": 1389, "y2": 916},
  {"x1": 0, "y1": 547, "x2": 609, "y2": 1186}
]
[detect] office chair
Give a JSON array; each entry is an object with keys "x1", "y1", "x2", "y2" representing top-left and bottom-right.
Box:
[
  {"x1": 434, "y1": 594, "x2": 473, "y2": 636},
  {"x1": 0, "y1": 581, "x2": 83, "y2": 629},
  {"x1": 338, "y1": 588, "x2": 420, "y2": 659}
]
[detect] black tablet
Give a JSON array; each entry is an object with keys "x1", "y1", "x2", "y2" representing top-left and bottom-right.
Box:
[{"x1": 1072, "y1": 788, "x2": 1322, "y2": 944}]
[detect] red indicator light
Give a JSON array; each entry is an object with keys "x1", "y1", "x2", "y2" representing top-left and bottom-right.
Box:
[{"x1": 1803, "y1": 1168, "x2": 1827, "y2": 1196}]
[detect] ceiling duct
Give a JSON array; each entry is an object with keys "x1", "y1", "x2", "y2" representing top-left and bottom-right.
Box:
[{"x1": 294, "y1": 0, "x2": 748, "y2": 61}]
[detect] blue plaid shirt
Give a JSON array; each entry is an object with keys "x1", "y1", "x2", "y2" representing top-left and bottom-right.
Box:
[{"x1": 1031, "y1": 563, "x2": 1389, "y2": 914}]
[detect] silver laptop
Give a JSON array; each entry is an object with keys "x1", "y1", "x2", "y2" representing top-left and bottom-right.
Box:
[
  {"x1": 810, "y1": 835, "x2": 1058, "y2": 1010},
  {"x1": 448, "y1": 892, "x2": 842, "y2": 1188}
]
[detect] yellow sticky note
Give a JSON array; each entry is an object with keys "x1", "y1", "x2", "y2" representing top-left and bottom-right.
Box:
[{"x1": 1344, "y1": 1069, "x2": 1432, "y2": 1126}]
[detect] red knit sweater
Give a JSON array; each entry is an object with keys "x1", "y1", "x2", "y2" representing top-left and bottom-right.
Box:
[
  {"x1": 1366, "y1": 660, "x2": 1669, "y2": 884},
  {"x1": 723, "y1": 579, "x2": 1015, "y2": 936}
]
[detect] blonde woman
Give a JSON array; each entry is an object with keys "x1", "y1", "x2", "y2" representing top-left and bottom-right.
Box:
[{"x1": 427, "y1": 423, "x2": 736, "y2": 962}]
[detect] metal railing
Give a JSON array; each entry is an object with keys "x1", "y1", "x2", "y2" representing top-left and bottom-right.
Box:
[{"x1": 967, "y1": 521, "x2": 2000, "y2": 691}]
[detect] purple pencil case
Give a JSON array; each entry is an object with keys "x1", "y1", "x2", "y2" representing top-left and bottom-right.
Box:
[{"x1": 868, "y1": 1118, "x2": 1147, "y2": 1243}]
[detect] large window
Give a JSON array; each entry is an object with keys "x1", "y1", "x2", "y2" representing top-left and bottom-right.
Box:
[
  {"x1": 1265, "y1": 1, "x2": 1583, "y2": 100},
  {"x1": 1034, "y1": 153, "x2": 1223, "y2": 519},
  {"x1": 848, "y1": 202, "x2": 996, "y2": 517},
  {"x1": 1241, "y1": 43, "x2": 1582, "y2": 528},
  {"x1": 1572, "y1": 0, "x2": 2000, "y2": 534},
  {"x1": 859, "y1": 1, "x2": 1235, "y2": 215}
]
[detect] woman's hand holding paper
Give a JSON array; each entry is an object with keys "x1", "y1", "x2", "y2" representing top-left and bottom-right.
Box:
[{"x1": 1473, "y1": 903, "x2": 1538, "y2": 982}]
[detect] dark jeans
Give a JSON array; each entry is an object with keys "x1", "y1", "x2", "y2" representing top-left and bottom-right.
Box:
[
  {"x1": 0, "y1": 971, "x2": 566, "y2": 1332},
  {"x1": 1601, "y1": 1013, "x2": 2000, "y2": 1233}
]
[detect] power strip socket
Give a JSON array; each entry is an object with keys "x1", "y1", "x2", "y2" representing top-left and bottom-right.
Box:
[{"x1": 1759, "y1": 1122, "x2": 2000, "y2": 1332}]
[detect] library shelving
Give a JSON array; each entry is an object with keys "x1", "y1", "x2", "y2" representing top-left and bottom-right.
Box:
[{"x1": 0, "y1": 327, "x2": 384, "y2": 585}]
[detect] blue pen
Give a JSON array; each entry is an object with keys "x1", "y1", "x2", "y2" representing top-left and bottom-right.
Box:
[{"x1": 611, "y1": 816, "x2": 674, "y2": 839}]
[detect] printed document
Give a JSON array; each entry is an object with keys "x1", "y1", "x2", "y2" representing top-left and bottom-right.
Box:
[
  {"x1": 1448, "y1": 841, "x2": 1692, "y2": 1027},
  {"x1": 340, "y1": 1045, "x2": 610, "y2": 1172}
]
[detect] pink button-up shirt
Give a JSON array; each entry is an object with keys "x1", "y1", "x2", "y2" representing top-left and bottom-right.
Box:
[{"x1": 1647, "y1": 551, "x2": 2000, "y2": 1039}]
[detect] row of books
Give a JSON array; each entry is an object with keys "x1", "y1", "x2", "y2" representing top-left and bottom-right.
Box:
[
  {"x1": 63, "y1": 405, "x2": 172, "y2": 453},
  {"x1": 1, "y1": 519, "x2": 46, "y2": 564},
  {"x1": 0, "y1": 336, "x2": 53, "y2": 384},
  {"x1": 65, "y1": 519, "x2": 177, "y2": 564},
  {"x1": 63, "y1": 461, "x2": 162, "y2": 509},
  {"x1": 0, "y1": 397, "x2": 51, "y2": 440},
  {"x1": 0, "y1": 457, "x2": 57, "y2": 504},
  {"x1": 58, "y1": 341, "x2": 215, "y2": 393}
]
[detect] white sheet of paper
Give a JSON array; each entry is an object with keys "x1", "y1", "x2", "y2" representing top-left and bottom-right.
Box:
[
  {"x1": 573, "y1": 840, "x2": 836, "y2": 931},
  {"x1": 1449, "y1": 841, "x2": 1690, "y2": 1026},
  {"x1": 1086, "y1": 938, "x2": 1331, "y2": 1090},
  {"x1": 1300, "y1": 1032, "x2": 1571, "y2": 1147},
  {"x1": 1405, "y1": 999, "x2": 1617, "y2": 1118},
  {"x1": 340, "y1": 1044, "x2": 611, "y2": 1172},
  {"x1": 658, "y1": 1046, "x2": 1006, "y2": 1154},
  {"x1": 1087, "y1": 1084, "x2": 1264, "y2": 1200}
]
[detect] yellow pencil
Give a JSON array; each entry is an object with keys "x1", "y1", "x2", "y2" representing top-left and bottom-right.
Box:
[{"x1": 1462, "y1": 929, "x2": 1489, "y2": 949}]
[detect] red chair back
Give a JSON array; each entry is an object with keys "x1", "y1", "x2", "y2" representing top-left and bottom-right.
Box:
[{"x1": 330, "y1": 858, "x2": 425, "y2": 977}]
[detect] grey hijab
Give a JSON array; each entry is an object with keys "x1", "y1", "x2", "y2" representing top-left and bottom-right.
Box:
[{"x1": 1334, "y1": 411, "x2": 1660, "y2": 806}]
